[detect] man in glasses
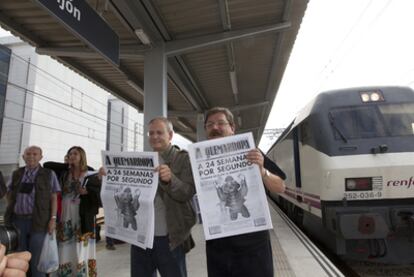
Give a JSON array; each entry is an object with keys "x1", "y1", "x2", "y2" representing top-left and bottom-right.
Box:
[
  {"x1": 130, "y1": 117, "x2": 196, "y2": 277},
  {"x1": 5, "y1": 145, "x2": 60, "y2": 277},
  {"x1": 203, "y1": 107, "x2": 286, "y2": 277}
]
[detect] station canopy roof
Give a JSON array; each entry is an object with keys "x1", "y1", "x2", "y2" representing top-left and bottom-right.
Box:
[{"x1": 0, "y1": 0, "x2": 308, "y2": 142}]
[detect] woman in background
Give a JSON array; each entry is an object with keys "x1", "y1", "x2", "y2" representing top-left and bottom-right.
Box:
[{"x1": 56, "y1": 146, "x2": 101, "y2": 277}]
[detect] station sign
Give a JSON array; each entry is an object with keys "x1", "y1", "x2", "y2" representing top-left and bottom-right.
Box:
[{"x1": 34, "y1": 0, "x2": 119, "y2": 66}]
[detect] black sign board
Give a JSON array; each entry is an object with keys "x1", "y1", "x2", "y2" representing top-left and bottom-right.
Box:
[{"x1": 35, "y1": 0, "x2": 119, "y2": 66}]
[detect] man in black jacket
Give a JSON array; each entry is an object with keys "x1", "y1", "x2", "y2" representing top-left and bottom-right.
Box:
[{"x1": 203, "y1": 107, "x2": 286, "y2": 277}]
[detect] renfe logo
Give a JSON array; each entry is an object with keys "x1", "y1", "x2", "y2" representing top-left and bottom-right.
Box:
[{"x1": 387, "y1": 177, "x2": 414, "y2": 189}]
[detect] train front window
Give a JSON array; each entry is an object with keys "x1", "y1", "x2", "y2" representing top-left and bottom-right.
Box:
[
  {"x1": 330, "y1": 106, "x2": 385, "y2": 140},
  {"x1": 379, "y1": 103, "x2": 414, "y2": 136},
  {"x1": 329, "y1": 103, "x2": 414, "y2": 140}
]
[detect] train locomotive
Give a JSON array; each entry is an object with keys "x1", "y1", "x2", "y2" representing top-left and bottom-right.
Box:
[{"x1": 267, "y1": 86, "x2": 414, "y2": 263}]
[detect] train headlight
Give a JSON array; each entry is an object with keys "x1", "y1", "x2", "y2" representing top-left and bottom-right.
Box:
[
  {"x1": 345, "y1": 177, "x2": 373, "y2": 191},
  {"x1": 359, "y1": 90, "x2": 384, "y2": 102},
  {"x1": 360, "y1": 93, "x2": 370, "y2": 102},
  {"x1": 370, "y1": 92, "x2": 381, "y2": 101}
]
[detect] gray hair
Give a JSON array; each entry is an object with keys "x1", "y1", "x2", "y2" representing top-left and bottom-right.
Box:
[
  {"x1": 24, "y1": 145, "x2": 43, "y2": 156},
  {"x1": 148, "y1": 117, "x2": 174, "y2": 132}
]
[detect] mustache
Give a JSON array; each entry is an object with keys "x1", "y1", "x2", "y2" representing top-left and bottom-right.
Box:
[{"x1": 208, "y1": 130, "x2": 223, "y2": 137}]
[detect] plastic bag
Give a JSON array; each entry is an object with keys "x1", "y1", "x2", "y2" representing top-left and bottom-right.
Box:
[{"x1": 37, "y1": 231, "x2": 59, "y2": 273}]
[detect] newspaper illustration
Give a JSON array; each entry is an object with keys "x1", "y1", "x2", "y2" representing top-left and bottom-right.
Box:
[
  {"x1": 101, "y1": 151, "x2": 158, "y2": 249},
  {"x1": 188, "y1": 132, "x2": 273, "y2": 240}
]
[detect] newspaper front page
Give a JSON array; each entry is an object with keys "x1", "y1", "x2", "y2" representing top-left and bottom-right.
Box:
[
  {"x1": 188, "y1": 132, "x2": 272, "y2": 240},
  {"x1": 101, "y1": 151, "x2": 159, "y2": 249}
]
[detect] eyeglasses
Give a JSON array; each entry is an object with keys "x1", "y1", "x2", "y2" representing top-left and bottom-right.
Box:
[
  {"x1": 147, "y1": 130, "x2": 167, "y2": 137},
  {"x1": 205, "y1": 121, "x2": 230, "y2": 129}
]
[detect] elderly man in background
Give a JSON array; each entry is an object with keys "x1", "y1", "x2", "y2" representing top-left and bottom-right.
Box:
[{"x1": 5, "y1": 146, "x2": 60, "y2": 277}]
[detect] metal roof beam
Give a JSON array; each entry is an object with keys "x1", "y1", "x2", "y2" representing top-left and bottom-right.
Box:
[
  {"x1": 165, "y1": 22, "x2": 291, "y2": 56},
  {"x1": 218, "y1": 0, "x2": 241, "y2": 130},
  {"x1": 58, "y1": 57, "x2": 142, "y2": 109},
  {"x1": 140, "y1": 0, "x2": 209, "y2": 110},
  {"x1": 0, "y1": 11, "x2": 43, "y2": 47},
  {"x1": 111, "y1": 0, "x2": 207, "y2": 111},
  {"x1": 36, "y1": 46, "x2": 148, "y2": 60},
  {"x1": 258, "y1": 0, "x2": 294, "y2": 142},
  {"x1": 218, "y1": 0, "x2": 232, "y2": 30},
  {"x1": 229, "y1": 101, "x2": 270, "y2": 112},
  {"x1": 36, "y1": 47, "x2": 145, "y2": 96},
  {"x1": 167, "y1": 63, "x2": 202, "y2": 111},
  {"x1": 117, "y1": 63, "x2": 144, "y2": 96},
  {"x1": 168, "y1": 57, "x2": 209, "y2": 110},
  {"x1": 111, "y1": 0, "x2": 164, "y2": 43},
  {"x1": 168, "y1": 101, "x2": 269, "y2": 118},
  {"x1": 107, "y1": 1, "x2": 138, "y2": 38}
]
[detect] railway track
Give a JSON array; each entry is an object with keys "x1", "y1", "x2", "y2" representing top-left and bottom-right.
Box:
[
  {"x1": 272, "y1": 199, "x2": 414, "y2": 277},
  {"x1": 346, "y1": 261, "x2": 414, "y2": 277}
]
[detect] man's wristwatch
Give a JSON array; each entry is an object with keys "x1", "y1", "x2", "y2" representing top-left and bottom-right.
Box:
[{"x1": 51, "y1": 215, "x2": 57, "y2": 220}]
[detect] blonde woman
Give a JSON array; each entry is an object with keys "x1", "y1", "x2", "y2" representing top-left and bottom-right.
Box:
[{"x1": 56, "y1": 146, "x2": 101, "y2": 277}]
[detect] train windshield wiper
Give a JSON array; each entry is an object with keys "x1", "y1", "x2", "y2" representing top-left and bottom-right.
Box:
[{"x1": 329, "y1": 113, "x2": 348, "y2": 143}]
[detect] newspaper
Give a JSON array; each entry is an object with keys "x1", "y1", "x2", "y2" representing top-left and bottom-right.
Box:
[
  {"x1": 101, "y1": 151, "x2": 159, "y2": 249},
  {"x1": 188, "y1": 132, "x2": 273, "y2": 240}
]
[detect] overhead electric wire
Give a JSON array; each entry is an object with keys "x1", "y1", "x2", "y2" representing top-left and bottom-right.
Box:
[
  {"x1": 1, "y1": 116, "x2": 130, "y2": 149},
  {"x1": 0, "y1": 47, "x2": 142, "y2": 126},
  {"x1": 314, "y1": 0, "x2": 392, "y2": 92},
  {"x1": 6, "y1": 81, "x2": 143, "y2": 136},
  {"x1": 4, "y1": 98, "x2": 106, "y2": 136},
  {"x1": 3, "y1": 115, "x2": 106, "y2": 142}
]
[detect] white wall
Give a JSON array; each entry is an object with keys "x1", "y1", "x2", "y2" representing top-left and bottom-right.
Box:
[
  {"x1": 107, "y1": 98, "x2": 143, "y2": 152},
  {"x1": 31, "y1": 53, "x2": 109, "y2": 168},
  {"x1": 0, "y1": 37, "x2": 144, "y2": 173},
  {"x1": 126, "y1": 107, "x2": 144, "y2": 151},
  {"x1": 0, "y1": 39, "x2": 37, "y2": 167}
]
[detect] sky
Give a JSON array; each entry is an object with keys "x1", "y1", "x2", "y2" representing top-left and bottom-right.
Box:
[
  {"x1": 0, "y1": 28, "x2": 10, "y2": 37},
  {"x1": 259, "y1": 0, "x2": 414, "y2": 151},
  {"x1": 2, "y1": 1, "x2": 414, "y2": 150}
]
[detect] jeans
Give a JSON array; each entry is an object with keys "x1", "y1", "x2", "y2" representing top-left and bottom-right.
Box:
[
  {"x1": 131, "y1": 236, "x2": 187, "y2": 277},
  {"x1": 13, "y1": 217, "x2": 47, "y2": 277}
]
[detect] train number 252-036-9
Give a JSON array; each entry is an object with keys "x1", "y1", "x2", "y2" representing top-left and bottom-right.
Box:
[{"x1": 344, "y1": 191, "x2": 382, "y2": 200}]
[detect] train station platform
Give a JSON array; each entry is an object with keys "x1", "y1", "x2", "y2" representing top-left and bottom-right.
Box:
[{"x1": 96, "y1": 201, "x2": 343, "y2": 277}]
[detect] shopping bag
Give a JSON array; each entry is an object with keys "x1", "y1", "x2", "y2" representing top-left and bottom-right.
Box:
[{"x1": 37, "y1": 231, "x2": 59, "y2": 273}]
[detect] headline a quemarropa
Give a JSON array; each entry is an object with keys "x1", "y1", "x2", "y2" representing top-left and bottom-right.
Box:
[{"x1": 105, "y1": 156, "x2": 155, "y2": 167}]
